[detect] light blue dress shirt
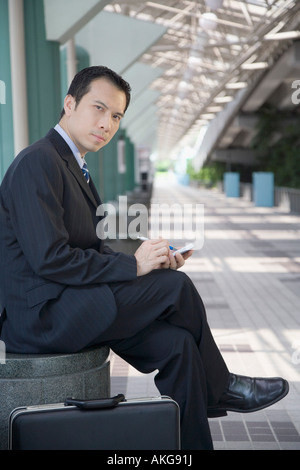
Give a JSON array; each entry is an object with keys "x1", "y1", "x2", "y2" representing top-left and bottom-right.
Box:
[{"x1": 54, "y1": 124, "x2": 87, "y2": 170}]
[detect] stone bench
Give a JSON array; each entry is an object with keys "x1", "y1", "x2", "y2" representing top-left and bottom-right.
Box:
[{"x1": 0, "y1": 345, "x2": 110, "y2": 449}]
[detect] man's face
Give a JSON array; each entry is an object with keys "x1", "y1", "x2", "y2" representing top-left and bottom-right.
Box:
[{"x1": 62, "y1": 77, "x2": 127, "y2": 156}]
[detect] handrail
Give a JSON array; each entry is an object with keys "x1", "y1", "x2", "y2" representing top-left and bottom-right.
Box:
[{"x1": 240, "y1": 183, "x2": 300, "y2": 214}]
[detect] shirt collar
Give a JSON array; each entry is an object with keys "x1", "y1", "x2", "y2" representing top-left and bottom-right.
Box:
[{"x1": 54, "y1": 124, "x2": 85, "y2": 169}]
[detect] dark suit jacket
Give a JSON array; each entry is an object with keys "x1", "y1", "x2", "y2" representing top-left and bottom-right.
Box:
[{"x1": 0, "y1": 129, "x2": 137, "y2": 352}]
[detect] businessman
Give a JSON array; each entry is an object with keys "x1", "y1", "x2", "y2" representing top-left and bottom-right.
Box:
[{"x1": 0, "y1": 66, "x2": 289, "y2": 449}]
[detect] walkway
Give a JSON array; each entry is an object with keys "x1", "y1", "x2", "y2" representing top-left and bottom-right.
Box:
[{"x1": 110, "y1": 174, "x2": 300, "y2": 450}]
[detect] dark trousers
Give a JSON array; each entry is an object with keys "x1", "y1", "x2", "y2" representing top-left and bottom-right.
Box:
[{"x1": 94, "y1": 270, "x2": 230, "y2": 450}]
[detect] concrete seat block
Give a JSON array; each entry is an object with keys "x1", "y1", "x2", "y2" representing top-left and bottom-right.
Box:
[{"x1": 0, "y1": 346, "x2": 110, "y2": 449}]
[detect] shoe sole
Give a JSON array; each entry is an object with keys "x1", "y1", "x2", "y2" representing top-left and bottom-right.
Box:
[{"x1": 208, "y1": 380, "x2": 289, "y2": 415}]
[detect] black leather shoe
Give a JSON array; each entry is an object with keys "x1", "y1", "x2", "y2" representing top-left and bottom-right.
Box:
[{"x1": 207, "y1": 373, "x2": 289, "y2": 417}]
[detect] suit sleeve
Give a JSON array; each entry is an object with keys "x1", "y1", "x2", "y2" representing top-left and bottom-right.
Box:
[{"x1": 6, "y1": 147, "x2": 138, "y2": 286}]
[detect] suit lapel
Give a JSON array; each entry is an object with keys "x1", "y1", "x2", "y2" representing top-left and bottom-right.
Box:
[{"x1": 46, "y1": 128, "x2": 99, "y2": 209}]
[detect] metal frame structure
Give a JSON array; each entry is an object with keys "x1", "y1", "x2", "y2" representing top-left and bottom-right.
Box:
[{"x1": 104, "y1": 1, "x2": 300, "y2": 161}]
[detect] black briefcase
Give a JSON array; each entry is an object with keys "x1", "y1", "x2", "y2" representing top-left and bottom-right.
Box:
[{"x1": 8, "y1": 394, "x2": 180, "y2": 450}]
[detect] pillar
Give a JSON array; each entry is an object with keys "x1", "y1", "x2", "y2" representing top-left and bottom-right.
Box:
[{"x1": 8, "y1": 0, "x2": 29, "y2": 155}]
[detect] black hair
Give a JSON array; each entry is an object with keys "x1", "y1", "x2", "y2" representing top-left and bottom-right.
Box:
[{"x1": 60, "y1": 65, "x2": 131, "y2": 119}]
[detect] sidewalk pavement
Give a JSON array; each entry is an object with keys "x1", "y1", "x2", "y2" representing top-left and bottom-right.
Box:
[{"x1": 110, "y1": 175, "x2": 300, "y2": 450}]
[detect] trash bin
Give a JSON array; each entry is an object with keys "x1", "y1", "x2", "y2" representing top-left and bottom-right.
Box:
[
  {"x1": 224, "y1": 172, "x2": 240, "y2": 198},
  {"x1": 253, "y1": 172, "x2": 274, "y2": 207}
]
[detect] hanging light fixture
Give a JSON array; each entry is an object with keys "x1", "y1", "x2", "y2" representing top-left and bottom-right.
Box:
[
  {"x1": 199, "y1": 12, "x2": 218, "y2": 30},
  {"x1": 204, "y1": 0, "x2": 224, "y2": 10}
]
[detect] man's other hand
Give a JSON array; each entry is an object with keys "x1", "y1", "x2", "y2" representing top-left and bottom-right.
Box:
[{"x1": 134, "y1": 239, "x2": 193, "y2": 276}]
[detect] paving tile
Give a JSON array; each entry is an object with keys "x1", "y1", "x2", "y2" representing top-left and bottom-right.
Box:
[{"x1": 110, "y1": 178, "x2": 300, "y2": 450}]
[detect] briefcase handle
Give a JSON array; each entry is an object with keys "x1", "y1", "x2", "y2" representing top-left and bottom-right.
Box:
[{"x1": 64, "y1": 394, "x2": 125, "y2": 410}]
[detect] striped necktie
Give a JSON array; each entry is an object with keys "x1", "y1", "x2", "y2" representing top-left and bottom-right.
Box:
[{"x1": 82, "y1": 162, "x2": 90, "y2": 183}]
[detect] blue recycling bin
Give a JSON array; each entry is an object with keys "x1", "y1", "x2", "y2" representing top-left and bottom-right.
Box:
[
  {"x1": 177, "y1": 174, "x2": 190, "y2": 186},
  {"x1": 224, "y1": 172, "x2": 240, "y2": 198},
  {"x1": 253, "y1": 172, "x2": 274, "y2": 207}
]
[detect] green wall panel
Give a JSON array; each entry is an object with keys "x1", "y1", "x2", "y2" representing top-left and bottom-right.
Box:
[
  {"x1": 125, "y1": 136, "x2": 135, "y2": 192},
  {"x1": 0, "y1": 0, "x2": 14, "y2": 181},
  {"x1": 24, "y1": 0, "x2": 61, "y2": 143}
]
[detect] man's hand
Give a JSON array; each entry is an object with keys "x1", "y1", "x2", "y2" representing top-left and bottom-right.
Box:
[
  {"x1": 134, "y1": 239, "x2": 170, "y2": 276},
  {"x1": 169, "y1": 248, "x2": 193, "y2": 270},
  {"x1": 134, "y1": 239, "x2": 193, "y2": 276}
]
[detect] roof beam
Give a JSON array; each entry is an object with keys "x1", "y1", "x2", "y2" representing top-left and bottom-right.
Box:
[{"x1": 43, "y1": 0, "x2": 111, "y2": 44}]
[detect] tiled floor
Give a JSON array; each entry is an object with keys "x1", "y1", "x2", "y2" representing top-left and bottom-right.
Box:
[{"x1": 110, "y1": 174, "x2": 300, "y2": 450}]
